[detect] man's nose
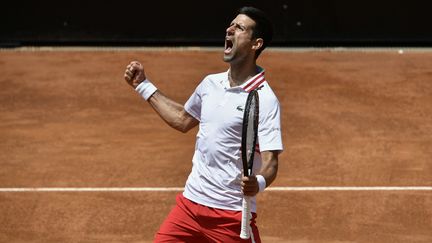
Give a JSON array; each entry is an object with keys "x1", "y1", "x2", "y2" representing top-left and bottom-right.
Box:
[{"x1": 226, "y1": 25, "x2": 234, "y2": 35}]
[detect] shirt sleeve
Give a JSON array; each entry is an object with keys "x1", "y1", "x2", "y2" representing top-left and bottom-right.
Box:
[
  {"x1": 184, "y1": 79, "x2": 206, "y2": 121},
  {"x1": 257, "y1": 96, "x2": 283, "y2": 153}
]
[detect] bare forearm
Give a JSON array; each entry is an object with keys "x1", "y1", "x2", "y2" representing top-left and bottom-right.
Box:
[
  {"x1": 148, "y1": 91, "x2": 197, "y2": 133},
  {"x1": 259, "y1": 151, "x2": 279, "y2": 187},
  {"x1": 124, "y1": 61, "x2": 199, "y2": 133}
]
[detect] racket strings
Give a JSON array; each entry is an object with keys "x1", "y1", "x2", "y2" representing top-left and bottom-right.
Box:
[{"x1": 245, "y1": 95, "x2": 259, "y2": 168}]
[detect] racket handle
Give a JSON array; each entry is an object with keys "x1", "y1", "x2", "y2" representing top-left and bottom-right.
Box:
[{"x1": 240, "y1": 196, "x2": 251, "y2": 239}]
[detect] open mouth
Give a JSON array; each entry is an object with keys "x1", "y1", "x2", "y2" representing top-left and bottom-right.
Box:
[{"x1": 224, "y1": 38, "x2": 233, "y2": 54}]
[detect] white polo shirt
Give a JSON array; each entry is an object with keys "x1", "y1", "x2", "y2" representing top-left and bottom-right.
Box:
[{"x1": 183, "y1": 67, "x2": 283, "y2": 212}]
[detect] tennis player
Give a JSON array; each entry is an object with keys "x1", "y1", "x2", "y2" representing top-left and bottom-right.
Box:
[{"x1": 124, "y1": 6, "x2": 283, "y2": 242}]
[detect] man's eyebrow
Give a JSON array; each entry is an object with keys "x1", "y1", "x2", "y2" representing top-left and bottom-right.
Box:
[{"x1": 230, "y1": 22, "x2": 247, "y2": 29}]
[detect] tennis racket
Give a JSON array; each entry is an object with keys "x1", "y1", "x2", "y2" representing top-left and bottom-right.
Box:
[{"x1": 239, "y1": 89, "x2": 259, "y2": 240}]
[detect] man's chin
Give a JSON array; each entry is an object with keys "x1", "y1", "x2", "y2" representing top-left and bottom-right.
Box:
[{"x1": 223, "y1": 54, "x2": 234, "y2": 63}]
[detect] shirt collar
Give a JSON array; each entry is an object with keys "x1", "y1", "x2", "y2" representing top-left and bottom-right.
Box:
[
  {"x1": 240, "y1": 66, "x2": 266, "y2": 92},
  {"x1": 224, "y1": 66, "x2": 266, "y2": 93}
]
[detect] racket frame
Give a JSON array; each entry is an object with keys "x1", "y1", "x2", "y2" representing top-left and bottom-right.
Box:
[{"x1": 240, "y1": 89, "x2": 259, "y2": 239}]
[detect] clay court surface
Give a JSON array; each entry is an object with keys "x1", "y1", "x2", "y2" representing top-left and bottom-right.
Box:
[{"x1": 0, "y1": 47, "x2": 431, "y2": 242}]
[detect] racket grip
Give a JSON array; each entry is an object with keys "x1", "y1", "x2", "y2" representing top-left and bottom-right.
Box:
[{"x1": 240, "y1": 196, "x2": 251, "y2": 239}]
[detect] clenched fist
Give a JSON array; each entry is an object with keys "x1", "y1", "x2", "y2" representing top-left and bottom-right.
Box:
[
  {"x1": 241, "y1": 175, "x2": 259, "y2": 197},
  {"x1": 124, "y1": 61, "x2": 146, "y2": 89}
]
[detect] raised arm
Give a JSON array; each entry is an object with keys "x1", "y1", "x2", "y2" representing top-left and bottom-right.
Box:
[{"x1": 124, "y1": 61, "x2": 199, "y2": 133}]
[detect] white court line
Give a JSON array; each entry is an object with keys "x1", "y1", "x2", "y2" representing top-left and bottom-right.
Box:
[
  {"x1": 268, "y1": 186, "x2": 432, "y2": 191},
  {"x1": 0, "y1": 187, "x2": 184, "y2": 192},
  {"x1": 0, "y1": 186, "x2": 431, "y2": 192}
]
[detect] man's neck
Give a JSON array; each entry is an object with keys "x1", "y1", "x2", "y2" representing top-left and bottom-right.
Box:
[{"x1": 228, "y1": 62, "x2": 259, "y2": 87}]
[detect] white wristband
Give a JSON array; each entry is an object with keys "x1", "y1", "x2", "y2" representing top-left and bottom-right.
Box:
[
  {"x1": 256, "y1": 175, "x2": 266, "y2": 192},
  {"x1": 135, "y1": 79, "x2": 158, "y2": 100}
]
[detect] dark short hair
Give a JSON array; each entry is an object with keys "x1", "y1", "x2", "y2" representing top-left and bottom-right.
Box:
[{"x1": 237, "y1": 6, "x2": 273, "y2": 58}]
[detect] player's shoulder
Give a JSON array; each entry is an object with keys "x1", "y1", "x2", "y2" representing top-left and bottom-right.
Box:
[
  {"x1": 258, "y1": 81, "x2": 280, "y2": 104},
  {"x1": 198, "y1": 71, "x2": 228, "y2": 88},
  {"x1": 204, "y1": 71, "x2": 228, "y2": 82}
]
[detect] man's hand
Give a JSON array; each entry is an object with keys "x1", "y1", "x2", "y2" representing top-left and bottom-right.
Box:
[
  {"x1": 124, "y1": 61, "x2": 146, "y2": 89},
  {"x1": 241, "y1": 175, "x2": 259, "y2": 197}
]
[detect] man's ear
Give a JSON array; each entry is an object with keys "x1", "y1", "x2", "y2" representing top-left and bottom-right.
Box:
[{"x1": 252, "y1": 38, "x2": 264, "y2": 51}]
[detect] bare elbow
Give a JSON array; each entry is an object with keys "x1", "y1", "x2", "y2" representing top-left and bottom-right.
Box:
[
  {"x1": 177, "y1": 111, "x2": 199, "y2": 133},
  {"x1": 179, "y1": 126, "x2": 190, "y2": 133},
  {"x1": 179, "y1": 121, "x2": 197, "y2": 133},
  {"x1": 169, "y1": 122, "x2": 189, "y2": 133},
  {"x1": 173, "y1": 118, "x2": 196, "y2": 133}
]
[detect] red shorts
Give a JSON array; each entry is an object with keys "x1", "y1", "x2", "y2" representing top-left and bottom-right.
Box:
[{"x1": 154, "y1": 193, "x2": 261, "y2": 243}]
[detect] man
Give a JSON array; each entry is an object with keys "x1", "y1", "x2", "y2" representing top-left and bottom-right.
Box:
[{"x1": 124, "y1": 6, "x2": 283, "y2": 242}]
